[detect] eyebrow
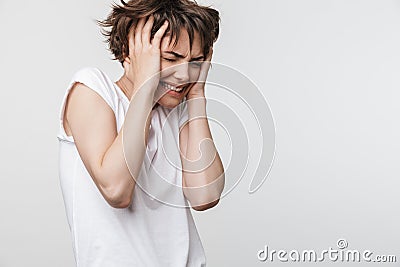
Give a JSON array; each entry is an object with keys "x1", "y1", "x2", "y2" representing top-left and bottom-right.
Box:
[{"x1": 164, "y1": 51, "x2": 204, "y2": 61}]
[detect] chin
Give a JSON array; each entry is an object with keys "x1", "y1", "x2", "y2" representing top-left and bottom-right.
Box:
[{"x1": 157, "y1": 95, "x2": 185, "y2": 109}]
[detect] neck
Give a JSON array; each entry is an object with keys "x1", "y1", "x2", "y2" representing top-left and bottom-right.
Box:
[
  {"x1": 116, "y1": 75, "x2": 134, "y2": 100},
  {"x1": 116, "y1": 75, "x2": 160, "y2": 110}
]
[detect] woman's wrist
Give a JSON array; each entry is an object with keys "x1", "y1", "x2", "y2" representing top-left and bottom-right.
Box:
[
  {"x1": 187, "y1": 95, "x2": 207, "y2": 118},
  {"x1": 186, "y1": 92, "x2": 206, "y2": 100}
]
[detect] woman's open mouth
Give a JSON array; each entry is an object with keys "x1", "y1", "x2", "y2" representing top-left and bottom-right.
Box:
[{"x1": 160, "y1": 81, "x2": 187, "y2": 97}]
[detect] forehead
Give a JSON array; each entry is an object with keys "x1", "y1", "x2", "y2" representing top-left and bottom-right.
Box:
[{"x1": 160, "y1": 28, "x2": 202, "y2": 55}]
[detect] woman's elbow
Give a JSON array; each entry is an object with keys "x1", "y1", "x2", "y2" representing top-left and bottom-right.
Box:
[
  {"x1": 102, "y1": 179, "x2": 134, "y2": 209},
  {"x1": 106, "y1": 194, "x2": 132, "y2": 209},
  {"x1": 106, "y1": 190, "x2": 133, "y2": 209},
  {"x1": 192, "y1": 197, "x2": 220, "y2": 211}
]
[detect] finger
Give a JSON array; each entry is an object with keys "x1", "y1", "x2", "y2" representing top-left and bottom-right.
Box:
[
  {"x1": 199, "y1": 51, "x2": 213, "y2": 81},
  {"x1": 142, "y1": 15, "x2": 154, "y2": 46},
  {"x1": 134, "y1": 17, "x2": 146, "y2": 49},
  {"x1": 127, "y1": 23, "x2": 136, "y2": 58},
  {"x1": 206, "y1": 46, "x2": 213, "y2": 61},
  {"x1": 151, "y1": 20, "x2": 169, "y2": 48},
  {"x1": 198, "y1": 65, "x2": 209, "y2": 82}
]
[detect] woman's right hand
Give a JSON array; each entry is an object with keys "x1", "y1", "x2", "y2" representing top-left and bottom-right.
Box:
[{"x1": 123, "y1": 15, "x2": 169, "y2": 95}]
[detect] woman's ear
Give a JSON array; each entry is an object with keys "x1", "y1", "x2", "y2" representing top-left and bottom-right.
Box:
[{"x1": 122, "y1": 56, "x2": 131, "y2": 76}]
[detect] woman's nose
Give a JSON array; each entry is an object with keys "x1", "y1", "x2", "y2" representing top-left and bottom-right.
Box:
[{"x1": 172, "y1": 62, "x2": 190, "y2": 84}]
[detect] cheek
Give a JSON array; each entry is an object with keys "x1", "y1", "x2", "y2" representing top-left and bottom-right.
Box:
[
  {"x1": 189, "y1": 67, "x2": 201, "y2": 81},
  {"x1": 160, "y1": 61, "x2": 175, "y2": 77}
]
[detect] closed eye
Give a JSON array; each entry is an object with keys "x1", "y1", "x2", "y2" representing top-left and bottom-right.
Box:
[
  {"x1": 190, "y1": 61, "x2": 203, "y2": 67},
  {"x1": 163, "y1": 58, "x2": 176, "y2": 62},
  {"x1": 163, "y1": 57, "x2": 202, "y2": 67}
]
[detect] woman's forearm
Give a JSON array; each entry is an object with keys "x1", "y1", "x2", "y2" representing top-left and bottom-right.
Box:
[
  {"x1": 182, "y1": 96, "x2": 225, "y2": 209},
  {"x1": 99, "y1": 87, "x2": 154, "y2": 208}
]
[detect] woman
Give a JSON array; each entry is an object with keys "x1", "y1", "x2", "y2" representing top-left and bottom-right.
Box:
[{"x1": 57, "y1": 0, "x2": 225, "y2": 266}]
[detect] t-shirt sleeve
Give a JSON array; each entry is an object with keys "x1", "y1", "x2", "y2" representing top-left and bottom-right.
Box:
[
  {"x1": 178, "y1": 98, "x2": 189, "y2": 129},
  {"x1": 57, "y1": 67, "x2": 118, "y2": 143},
  {"x1": 70, "y1": 67, "x2": 116, "y2": 110}
]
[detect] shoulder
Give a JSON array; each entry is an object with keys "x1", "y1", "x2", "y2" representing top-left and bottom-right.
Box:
[
  {"x1": 69, "y1": 67, "x2": 119, "y2": 111},
  {"x1": 71, "y1": 67, "x2": 113, "y2": 91}
]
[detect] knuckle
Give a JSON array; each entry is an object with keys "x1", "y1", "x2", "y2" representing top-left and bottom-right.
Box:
[
  {"x1": 144, "y1": 46, "x2": 153, "y2": 54},
  {"x1": 150, "y1": 46, "x2": 159, "y2": 53},
  {"x1": 152, "y1": 36, "x2": 161, "y2": 43},
  {"x1": 134, "y1": 47, "x2": 141, "y2": 55}
]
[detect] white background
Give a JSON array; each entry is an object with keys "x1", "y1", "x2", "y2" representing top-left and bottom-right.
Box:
[{"x1": 0, "y1": 0, "x2": 399, "y2": 266}]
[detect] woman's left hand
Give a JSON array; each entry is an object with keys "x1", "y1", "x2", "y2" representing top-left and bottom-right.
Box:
[{"x1": 186, "y1": 47, "x2": 213, "y2": 100}]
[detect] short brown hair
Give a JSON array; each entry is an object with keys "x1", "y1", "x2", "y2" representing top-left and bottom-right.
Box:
[{"x1": 96, "y1": 0, "x2": 220, "y2": 67}]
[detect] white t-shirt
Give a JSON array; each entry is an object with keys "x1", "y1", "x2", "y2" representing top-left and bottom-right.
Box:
[{"x1": 57, "y1": 67, "x2": 206, "y2": 267}]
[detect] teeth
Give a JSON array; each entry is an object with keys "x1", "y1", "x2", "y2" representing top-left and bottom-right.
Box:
[{"x1": 161, "y1": 81, "x2": 183, "y2": 92}]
